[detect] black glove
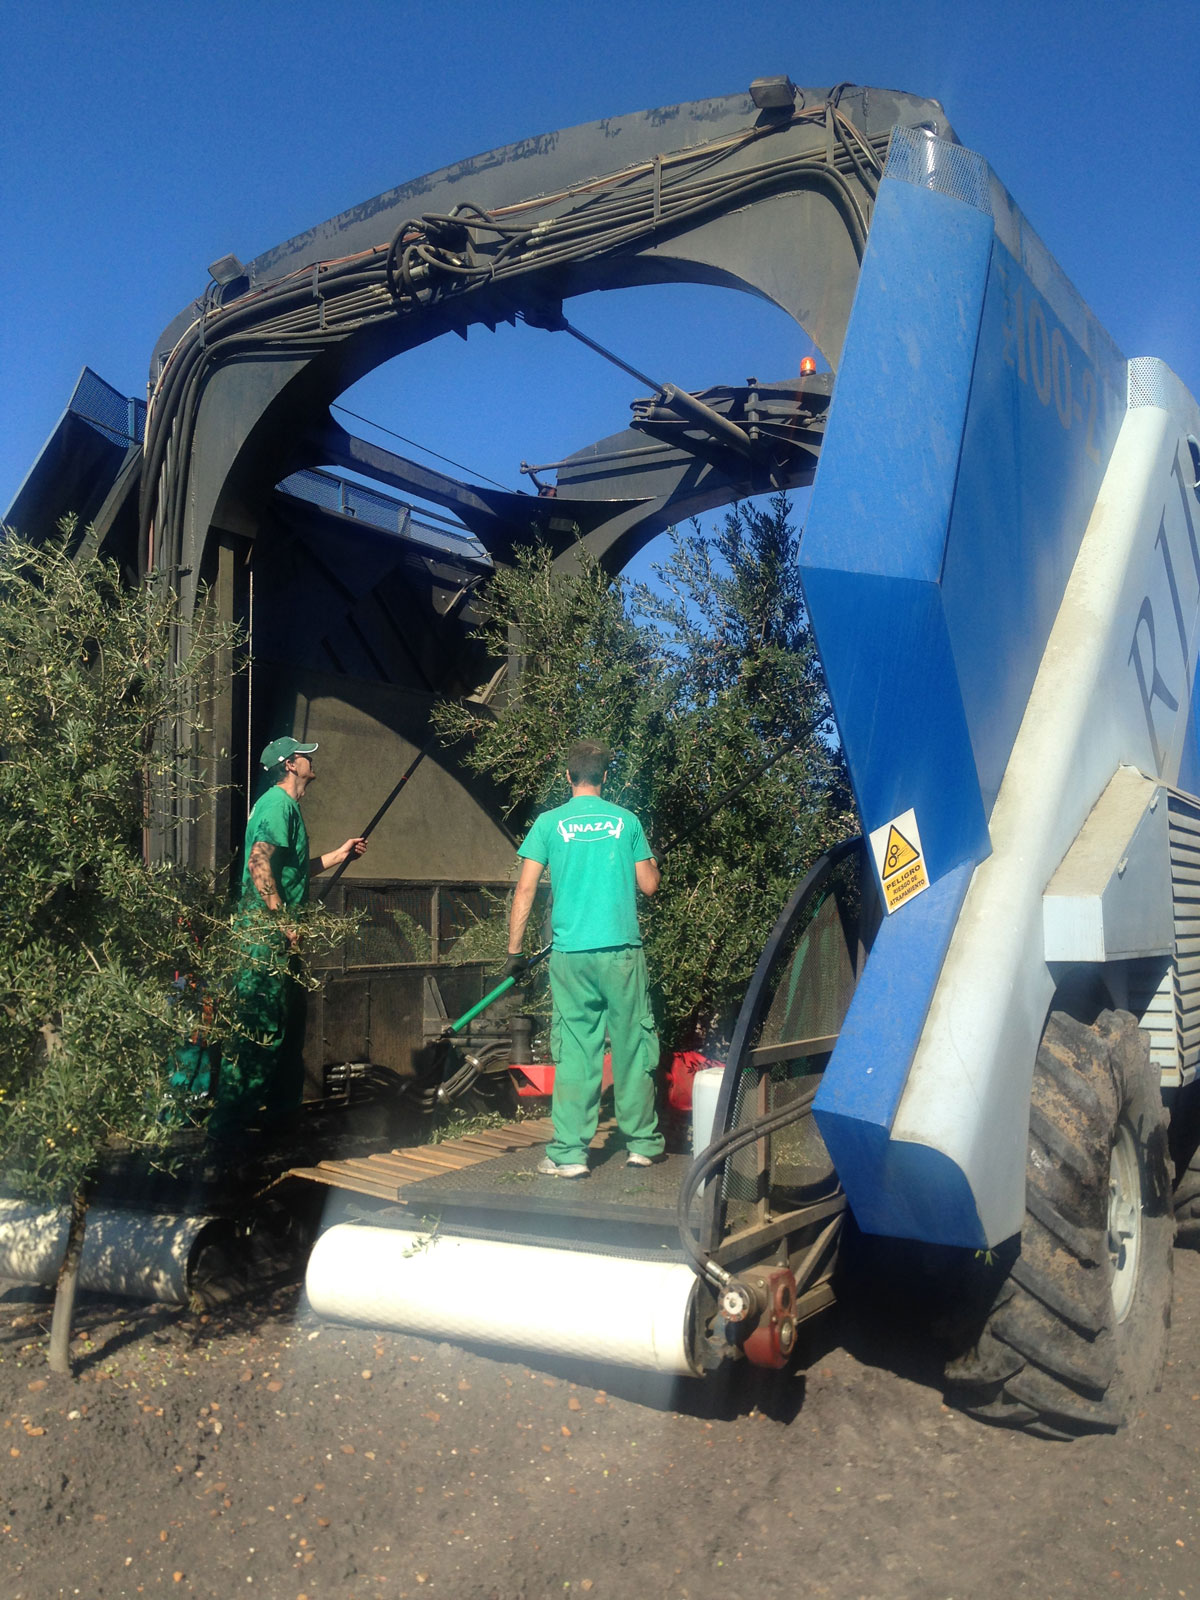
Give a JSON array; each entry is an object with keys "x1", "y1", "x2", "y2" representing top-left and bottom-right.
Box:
[{"x1": 502, "y1": 952, "x2": 529, "y2": 980}]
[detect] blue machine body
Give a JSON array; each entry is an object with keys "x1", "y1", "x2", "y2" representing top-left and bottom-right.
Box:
[{"x1": 799, "y1": 128, "x2": 1186, "y2": 1246}]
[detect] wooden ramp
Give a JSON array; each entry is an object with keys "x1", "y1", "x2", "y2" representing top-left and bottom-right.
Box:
[{"x1": 285, "y1": 1117, "x2": 555, "y2": 1204}]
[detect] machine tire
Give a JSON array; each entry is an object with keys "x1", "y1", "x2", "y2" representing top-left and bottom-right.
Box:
[
  {"x1": 1176, "y1": 1155, "x2": 1200, "y2": 1251},
  {"x1": 945, "y1": 1010, "x2": 1174, "y2": 1438}
]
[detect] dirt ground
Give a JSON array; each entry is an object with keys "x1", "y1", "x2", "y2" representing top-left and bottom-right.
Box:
[{"x1": 1, "y1": 1239, "x2": 1197, "y2": 1600}]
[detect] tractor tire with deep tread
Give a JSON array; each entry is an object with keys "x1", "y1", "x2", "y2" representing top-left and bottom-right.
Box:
[
  {"x1": 1176, "y1": 1155, "x2": 1200, "y2": 1250},
  {"x1": 945, "y1": 1009, "x2": 1174, "y2": 1438}
]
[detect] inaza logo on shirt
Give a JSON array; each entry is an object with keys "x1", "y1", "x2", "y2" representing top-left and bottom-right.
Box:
[{"x1": 557, "y1": 815, "x2": 624, "y2": 844}]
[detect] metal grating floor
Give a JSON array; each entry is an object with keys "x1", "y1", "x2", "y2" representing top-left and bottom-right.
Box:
[
  {"x1": 405, "y1": 1138, "x2": 691, "y2": 1228},
  {"x1": 287, "y1": 1117, "x2": 691, "y2": 1228}
]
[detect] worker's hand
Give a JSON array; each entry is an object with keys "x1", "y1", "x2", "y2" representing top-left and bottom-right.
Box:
[
  {"x1": 282, "y1": 923, "x2": 301, "y2": 950},
  {"x1": 501, "y1": 953, "x2": 528, "y2": 981},
  {"x1": 334, "y1": 837, "x2": 368, "y2": 865}
]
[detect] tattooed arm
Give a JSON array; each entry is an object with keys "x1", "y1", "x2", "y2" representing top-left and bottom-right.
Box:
[
  {"x1": 247, "y1": 839, "x2": 283, "y2": 911},
  {"x1": 247, "y1": 839, "x2": 300, "y2": 945}
]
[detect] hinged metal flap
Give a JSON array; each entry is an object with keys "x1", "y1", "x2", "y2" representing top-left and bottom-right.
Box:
[{"x1": 1043, "y1": 767, "x2": 1173, "y2": 961}]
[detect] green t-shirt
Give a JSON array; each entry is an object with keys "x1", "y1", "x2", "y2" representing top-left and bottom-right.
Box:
[
  {"x1": 240, "y1": 784, "x2": 310, "y2": 910},
  {"x1": 518, "y1": 795, "x2": 652, "y2": 952}
]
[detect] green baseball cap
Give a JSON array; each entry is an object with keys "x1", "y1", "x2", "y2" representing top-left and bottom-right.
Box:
[{"x1": 260, "y1": 736, "x2": 319, "y2": 770}]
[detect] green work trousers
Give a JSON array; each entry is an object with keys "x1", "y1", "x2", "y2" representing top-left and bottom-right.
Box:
[
  {"x1": 210, "y1": 924, "x2": 306, "y2": 1144},
  {"x1": 546, "y1": 945, "x2": 663, "y2": 1166}
]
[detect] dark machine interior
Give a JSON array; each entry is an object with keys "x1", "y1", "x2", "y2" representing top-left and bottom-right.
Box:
[{"x1": 5, "y1": 80, "x2": 951, "y2": 1098}]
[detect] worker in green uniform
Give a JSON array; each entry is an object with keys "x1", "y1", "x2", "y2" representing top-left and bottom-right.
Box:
[
  {"x1": 210, "y1": 736, "x2": 366, "y2": 1143},
  {"x1": 506, "y1": 739, "x2": 663, "y2": 1177}
]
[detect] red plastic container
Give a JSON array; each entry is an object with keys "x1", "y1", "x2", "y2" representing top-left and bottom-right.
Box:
[{"x1": 511, "y1": 1053, "x2": 615, "y2": 1099}]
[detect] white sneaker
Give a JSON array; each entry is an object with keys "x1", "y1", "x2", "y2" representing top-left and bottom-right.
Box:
[
  {"x1": 625, "y1": 1152, "x2": 656, "y2": 1168},
  {"x1": 536, "y1": 1156, "x2": 589, "y2": 1178}
]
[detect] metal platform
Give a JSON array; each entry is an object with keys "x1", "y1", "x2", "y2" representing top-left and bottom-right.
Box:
[{"x1": 286, "y1": 1117, "x2": 696, "y2": 1252}]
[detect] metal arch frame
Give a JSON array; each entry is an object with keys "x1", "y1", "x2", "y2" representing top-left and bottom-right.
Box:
[{"x1": 137, "y1": 82, "x2": 954, "y2": 616}]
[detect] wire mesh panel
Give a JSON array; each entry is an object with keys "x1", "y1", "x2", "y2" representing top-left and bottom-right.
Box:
[
  {"x1": 343, "y1": 886, "x2": 434, "y2": 966},
  {"x1": 719, "y1": 849, "x2": 864, "y2": 1234},
  {"x1": 768, "y1": 1068, "x2": 837, "y2": 1198},
  {"x1": 278, "y1": 467, "x2": 342, "y2": 513},
  {"x1": 437, "y1": 886, "x2": 493, "y2": 961},
  {"x1": 722, "y1": 1064, "x2": 838, "y2": 1229},
  {"x1": 723, "y1": 1069, "x2": 762, "y2": 1226},
  {"x1": 752, "y1": 890, "x2": 856, "y2": 1057},
  {"x1": 885, "y1": 125, "x2": 991, "y2": 214},
  {"x1": 67, "y1": 368, "x2": 146, "y2": 448},
  {"x1": 311, "y1": 881, "x2": 507, "y2": 1075}
]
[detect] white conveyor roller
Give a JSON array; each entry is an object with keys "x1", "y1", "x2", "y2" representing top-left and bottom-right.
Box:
[{"x1": 306, "y1": 1224, "x2": 700, "y2": 1375}]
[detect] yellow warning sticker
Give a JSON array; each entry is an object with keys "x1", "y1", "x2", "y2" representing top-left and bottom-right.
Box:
[
  {"x1": 868, "y1": 807, "x2": 929, "y2": 913},
  {"x1": 881, "y1": 825, "x2": 920, "y2": 878}
]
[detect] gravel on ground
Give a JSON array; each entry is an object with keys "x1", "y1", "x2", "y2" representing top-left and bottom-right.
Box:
[{"x1": 1, "y1": 1244, "x2": 1197, "y2": 1600}]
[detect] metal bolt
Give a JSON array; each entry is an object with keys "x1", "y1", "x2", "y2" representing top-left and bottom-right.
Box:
[{"x1": 720, "y1": 1284, "x2": 753, "y2": 1323}]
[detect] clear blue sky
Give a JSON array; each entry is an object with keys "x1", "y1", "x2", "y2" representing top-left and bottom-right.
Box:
[{"x1": 2, "y1": 0, "x2": 1197, "y2": 541}]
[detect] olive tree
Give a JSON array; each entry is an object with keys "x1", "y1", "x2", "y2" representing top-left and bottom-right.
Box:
[
  {"x1": 0, "y1": 528, "x2": 342, "y2": 1371},
  {"x1": 436, "y1": 494, "x2": 855, "y2": 1046}
]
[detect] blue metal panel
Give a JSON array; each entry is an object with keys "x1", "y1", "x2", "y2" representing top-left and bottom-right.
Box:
[
  {"x1": 800, "y1": 174, "x2": 995, "y2": 876},
  {"x1": 940, "y1": 245, "x2": 1126, "y2": 814},
  {"x1": 802, "y1": 171, "x2": 1127, "y2": 887},
  {"x1": 801, "y1": 179, "x2": 995, "y2": 586},
  {"x1": 801, "y1": 178, "x2": 994, "y2": 1241},
  {"x1": 837, "y1": 1131, "x2": 987, "y2": 1247},
  {"x1": 813, "y1": 863, "x2": 978, "y2": 1239},
  {"x1": 1177, "y1": 685, "x2": 1200, "y2": 797},
  {"x1": 815, "y1": 862, "x2": 972, "y2": 1122},
  {"x1": 801, "y1": 569, "x2": 986, "y2": 883},
  {"x1": 801, "y1": 136, "x2": 1131, "y2": 1245}
]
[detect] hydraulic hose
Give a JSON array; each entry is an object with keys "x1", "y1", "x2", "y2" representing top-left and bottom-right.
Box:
[
  {"x1": 675, "y1": 835, "x2": 863, "y2": 1285},
  {"x1": 675, "y1": 1078, "x2": 824, "y2": 1286}
]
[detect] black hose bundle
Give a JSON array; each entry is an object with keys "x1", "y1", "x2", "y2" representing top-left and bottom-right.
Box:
[
  {"x1": 675, "y1": 1079, "x2": 824, "y2": 1283},
  {"x1": 673, "y1": 835, "x2": 863, "y2": 1284}
]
